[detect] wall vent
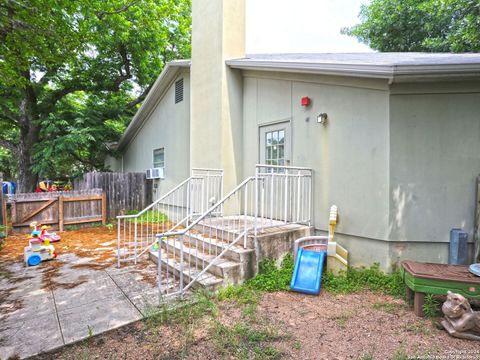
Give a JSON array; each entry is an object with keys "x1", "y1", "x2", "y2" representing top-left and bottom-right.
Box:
[{"x1": 175, "y1": 78, "x2": 183, "y2": 104}]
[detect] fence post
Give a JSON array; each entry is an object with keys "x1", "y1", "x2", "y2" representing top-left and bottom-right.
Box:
[
  {"x1": 102, "y1": 192, "x2": 107, "y2": 225},
  {"x1": 58, "y1": 195, "x2": 64, "y2": 231}
]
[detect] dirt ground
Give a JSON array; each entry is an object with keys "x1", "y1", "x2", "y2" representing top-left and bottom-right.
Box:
[
  {"x1": 30, "y1": 289, "x2": 480, "y2": 359},
  {"x1": 2, "y1": 228, "x2": 480, "y2": 360}
]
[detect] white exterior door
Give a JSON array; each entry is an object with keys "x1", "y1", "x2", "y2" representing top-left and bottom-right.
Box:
[{"x1": 259, "y1": 121, "x2": 291, "y2": 166}]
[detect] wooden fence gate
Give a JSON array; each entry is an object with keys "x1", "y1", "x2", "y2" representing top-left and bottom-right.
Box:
[{"x1": 11, "y1": 189, "x2": 106, "y2": 233}]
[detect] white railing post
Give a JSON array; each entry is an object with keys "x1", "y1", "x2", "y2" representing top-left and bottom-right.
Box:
[
  {"x1": 117, "y1": 217, "x2": 121, "y2": 268},
  {"x1": 134, "y1": 217, "x2": 138, "y2": 264}
]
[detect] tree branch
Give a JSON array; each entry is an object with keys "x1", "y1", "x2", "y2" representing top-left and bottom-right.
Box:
[
  {"x1": 126, "y1": 83, "x2": 153, "y2": 108},
  {"x1": 96, "y1": 1, "x2": 140, "y2": 19}
]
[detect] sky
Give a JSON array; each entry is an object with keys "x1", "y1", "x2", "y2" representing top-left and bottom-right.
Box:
[{"x1": 246, "y1": 0, "x2": 373, "y2": 54}]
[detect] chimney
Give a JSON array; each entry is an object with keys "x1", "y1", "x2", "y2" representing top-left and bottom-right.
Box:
[{"x1": 190, "y1": 0, "x2": 245, "y2": 191}]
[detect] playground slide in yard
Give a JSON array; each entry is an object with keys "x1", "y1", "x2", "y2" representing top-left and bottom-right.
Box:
[{"x1": 290, "y1": 248, "x2": 326, "y2": 295}]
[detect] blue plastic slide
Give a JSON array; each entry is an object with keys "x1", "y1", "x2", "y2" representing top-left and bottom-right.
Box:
[{"x1": 290, "y1": 248, "x2": 326, "y2": 295}]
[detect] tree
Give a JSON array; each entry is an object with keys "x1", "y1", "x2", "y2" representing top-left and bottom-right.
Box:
[
  {"x1": 343, "y1": 0, "x2": 480, "y2": 52},
  {"x1": 0, "y1": 0, "x2": 191, "y2": 192}
]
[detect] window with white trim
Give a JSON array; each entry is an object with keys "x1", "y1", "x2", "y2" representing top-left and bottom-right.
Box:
[{"x1": 153, "y1": 148, "x2": 165, "y2": 168}]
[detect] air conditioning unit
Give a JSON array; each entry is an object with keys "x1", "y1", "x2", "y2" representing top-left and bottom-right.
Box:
[{"x1": 146, "y1": 168, "x2": 164, "y2": 179}]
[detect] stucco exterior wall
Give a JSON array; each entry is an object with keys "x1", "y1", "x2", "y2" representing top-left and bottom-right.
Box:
[
  {"x1": 119, "y1": 72, "x2": 191, "y2": 199},
  {"x1": 190, "y1": 0, "x2": 245, "y2": 190},
  {"x1": 388, "y1": 84, "x2": 480, "y2": 264},
  {"x1": 242, "y1": 71, "x2": 391, "y2": 251},
  {"x1": 242, "y1": 72, "x2": 480, "y2": 270}
]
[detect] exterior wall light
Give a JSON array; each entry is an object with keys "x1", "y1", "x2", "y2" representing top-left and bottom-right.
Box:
[{"x1": 317, "y1": 113, "x2": 328, "y2": 124}]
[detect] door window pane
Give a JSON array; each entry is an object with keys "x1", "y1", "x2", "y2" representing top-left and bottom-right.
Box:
[{"x1": 264, "y1": 129, "x2": 286, "y2": 168}]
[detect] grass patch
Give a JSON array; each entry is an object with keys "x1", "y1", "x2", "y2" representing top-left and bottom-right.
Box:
[
  {"x1": 213, "y1": 319, "x2": 284, "y2": 359},
  {"x1": 322, "y1": 263, "x2": 405, "y2": 297},
  {"x1": 125, "y1": 209, "x2": 168, "y2": 224}
]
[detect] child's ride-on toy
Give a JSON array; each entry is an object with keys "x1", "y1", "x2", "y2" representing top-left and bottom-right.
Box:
[
  {"x1": 24, "y1": 236, "x2": 57, "y2": 266},
  {"x1": 30, "y1": 221, "x2": 61, "y2": 243}
]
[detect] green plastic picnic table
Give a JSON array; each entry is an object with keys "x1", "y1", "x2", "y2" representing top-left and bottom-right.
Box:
[{"x1": 401, "y1": 260, "x2": 480, "y2": 317}]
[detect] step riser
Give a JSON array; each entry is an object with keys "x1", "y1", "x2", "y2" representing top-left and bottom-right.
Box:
[
  {"x1": 149, "y1": 251, "x2": 222, "y2": 291},
  {"x1": 161, "y1": 241, "x2": 241, "y2": 282}
]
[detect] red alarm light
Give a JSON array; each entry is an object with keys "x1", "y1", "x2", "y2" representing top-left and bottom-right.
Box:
[{"x1": 301, "y1": 96, "x2": 311, "y2": 107}]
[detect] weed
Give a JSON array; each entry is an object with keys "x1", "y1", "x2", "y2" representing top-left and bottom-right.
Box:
[
  {"x1": 213, "y1": 319, "x2": 283, "y2": 359},
  {"x1": 372, "y1": 302, "x2": 397, "y2": 313},
  {"x1": 87, "y1": 325, "x2": 94, "y2": 338},
  {"x1": 105, "y1": 223, "x2": 114, "y2": 232},
  {"x1": 322, "y1": 264, "x2": 405, "y2": 297},
  {"x1": 359, "y1": 353, "x2": 374, "y2": 360},
  {"x1": 405, "y1": 320, "x2": 430, "y2": 335},
  {"x1": 294, "y1": 340, "x2": 301, "y2": 350},
  {"x1": 333, "y1": 311, "x2": 352, "y2": 329},
  {"x1": 392, "y1": 347, "x2": 409, "y2": 360},
  {"x1": 422, "y1": 294, "x2": 441, "y2": 318}
]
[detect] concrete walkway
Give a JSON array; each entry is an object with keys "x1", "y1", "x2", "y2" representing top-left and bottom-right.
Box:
[{"x1": 0, "y1": 253, "x2": 161, "y2": 359}]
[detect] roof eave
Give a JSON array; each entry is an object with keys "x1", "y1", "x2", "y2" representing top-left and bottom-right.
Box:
[
  {"x1": 117, "y1": 60, "x2": 191, "y2": 152},
  {"x1": 226, "y1": 59, "x2": 480, "y2": 82}
]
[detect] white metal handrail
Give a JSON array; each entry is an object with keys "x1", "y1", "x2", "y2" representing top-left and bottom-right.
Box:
[
  {"x1": 155, "y1": 164, "x2": 313, "y2": 299},
  {"x1": 116, "y1": 168, "x2": 223, "y2": 266}
]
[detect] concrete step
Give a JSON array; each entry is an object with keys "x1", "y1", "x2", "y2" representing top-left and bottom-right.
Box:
[
  {"x1": 160, "y1": 237, "x2": 242, "y2": 284},
  {"x1": 149, "y1": 249, "x2": 224, "y2": 291},
  {"x1": 182, "y1": 232, "x2": 254, "y2": 262}
]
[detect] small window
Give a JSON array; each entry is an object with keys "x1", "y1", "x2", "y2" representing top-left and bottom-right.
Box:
[
  {"x1": 153, "y1": 148, "x2": 165, "y2": 168},
  {"x1": 175, "y1": 78, "x2": 183, "y2": 104}
]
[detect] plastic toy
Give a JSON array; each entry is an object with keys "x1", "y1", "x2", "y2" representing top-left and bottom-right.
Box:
[
  {"x1": 290, "y1": 205, "x2": 347, "y2": 295},
  {"x1": 24, "y1": 236, "x2": 57, "y2": 266},
  {"x1": 30, "y1": 222, "x2": 61, "y2": 243}
]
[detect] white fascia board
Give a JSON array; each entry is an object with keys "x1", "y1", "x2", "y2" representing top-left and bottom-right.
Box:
[
  {"x1": 226, "y1": 59, "x2": 480, "y2": 82},
  {"x1": 117, "y1": 60, "x2": 191, "y2": 152}
]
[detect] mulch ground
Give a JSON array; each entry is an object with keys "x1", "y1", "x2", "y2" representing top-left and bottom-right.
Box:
[{"x1": 2, "y1": 228, "x2": 480, "y2": 360}]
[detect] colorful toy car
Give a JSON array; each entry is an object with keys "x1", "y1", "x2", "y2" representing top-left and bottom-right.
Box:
[
  {"x1": 24, "y1": 236, "x2": 57, "y2": 266},
  {"x1": 30, "y1": 222, "x2": 61, "y2": 243}
]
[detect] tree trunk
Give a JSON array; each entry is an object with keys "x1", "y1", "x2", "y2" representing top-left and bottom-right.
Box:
[{"x1": 16, "y1": 92, "x2": 39, "y2": 193}]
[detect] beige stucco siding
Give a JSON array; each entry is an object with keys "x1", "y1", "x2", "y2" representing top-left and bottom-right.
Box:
[
  {"x1": 121, "y1": 72, "x2": 191, "y2": 198},
  {"x1": 242, "y1": 73, "x2": 391, "y2": 242}
]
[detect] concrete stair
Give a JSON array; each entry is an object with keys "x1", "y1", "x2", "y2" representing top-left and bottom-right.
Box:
[{"x1": 149, "y1": 230, "x2": 255, "y2": 291}]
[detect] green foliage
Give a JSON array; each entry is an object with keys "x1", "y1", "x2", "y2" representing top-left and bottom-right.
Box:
[
  {"x1": 143, "y1": 290, "x2": 217, "y2": 328},
  {"x1": 322, "y1": 264, "x2": 405, "y2": 297},
  {"x1": 246, "y1": 254, "x2": 294, "y2": 292},
  {"x1": 0, "y1": 0, "x2": 192, "y2": 189},
  {"x1": 343, "y1": 0, "x2": 480, "y2": 52},
  {"x1": 422, "y1": 294, "x2": 441, "y2": 318},
  {"x1": 125, "y1": 209, "x2": 168, "y2": 224}
]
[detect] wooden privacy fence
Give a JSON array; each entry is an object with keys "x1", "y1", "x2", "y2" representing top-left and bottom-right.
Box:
[
  {"x1": 74, "y1": 172, "x2": 152, "y2": 219},
  {"x1": 11, "y1": 189, "x2": 106, "y2": 233}
]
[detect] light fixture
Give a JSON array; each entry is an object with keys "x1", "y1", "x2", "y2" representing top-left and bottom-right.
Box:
[{"x1": 317, "y1": 113, "x2": 328, "y2": 124}]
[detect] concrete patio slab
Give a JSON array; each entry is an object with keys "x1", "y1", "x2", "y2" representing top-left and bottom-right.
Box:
[
  {"x1": 0, "y1": 311, "x2": 63, "y2": 360},
  {"x1": 57, "y1": 294, "x2": 142, "y2": 343},
  {"x1": 0, "y1": 252, "x2": 160, "y2": 359}
]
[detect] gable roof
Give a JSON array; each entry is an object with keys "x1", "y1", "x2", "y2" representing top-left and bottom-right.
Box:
[
  {"x1": 117, "y1": 60, "x2": 190, "y2": 151},
  {"x1": 226, "y1": 53, "x2": 480, "y2": 82}
]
